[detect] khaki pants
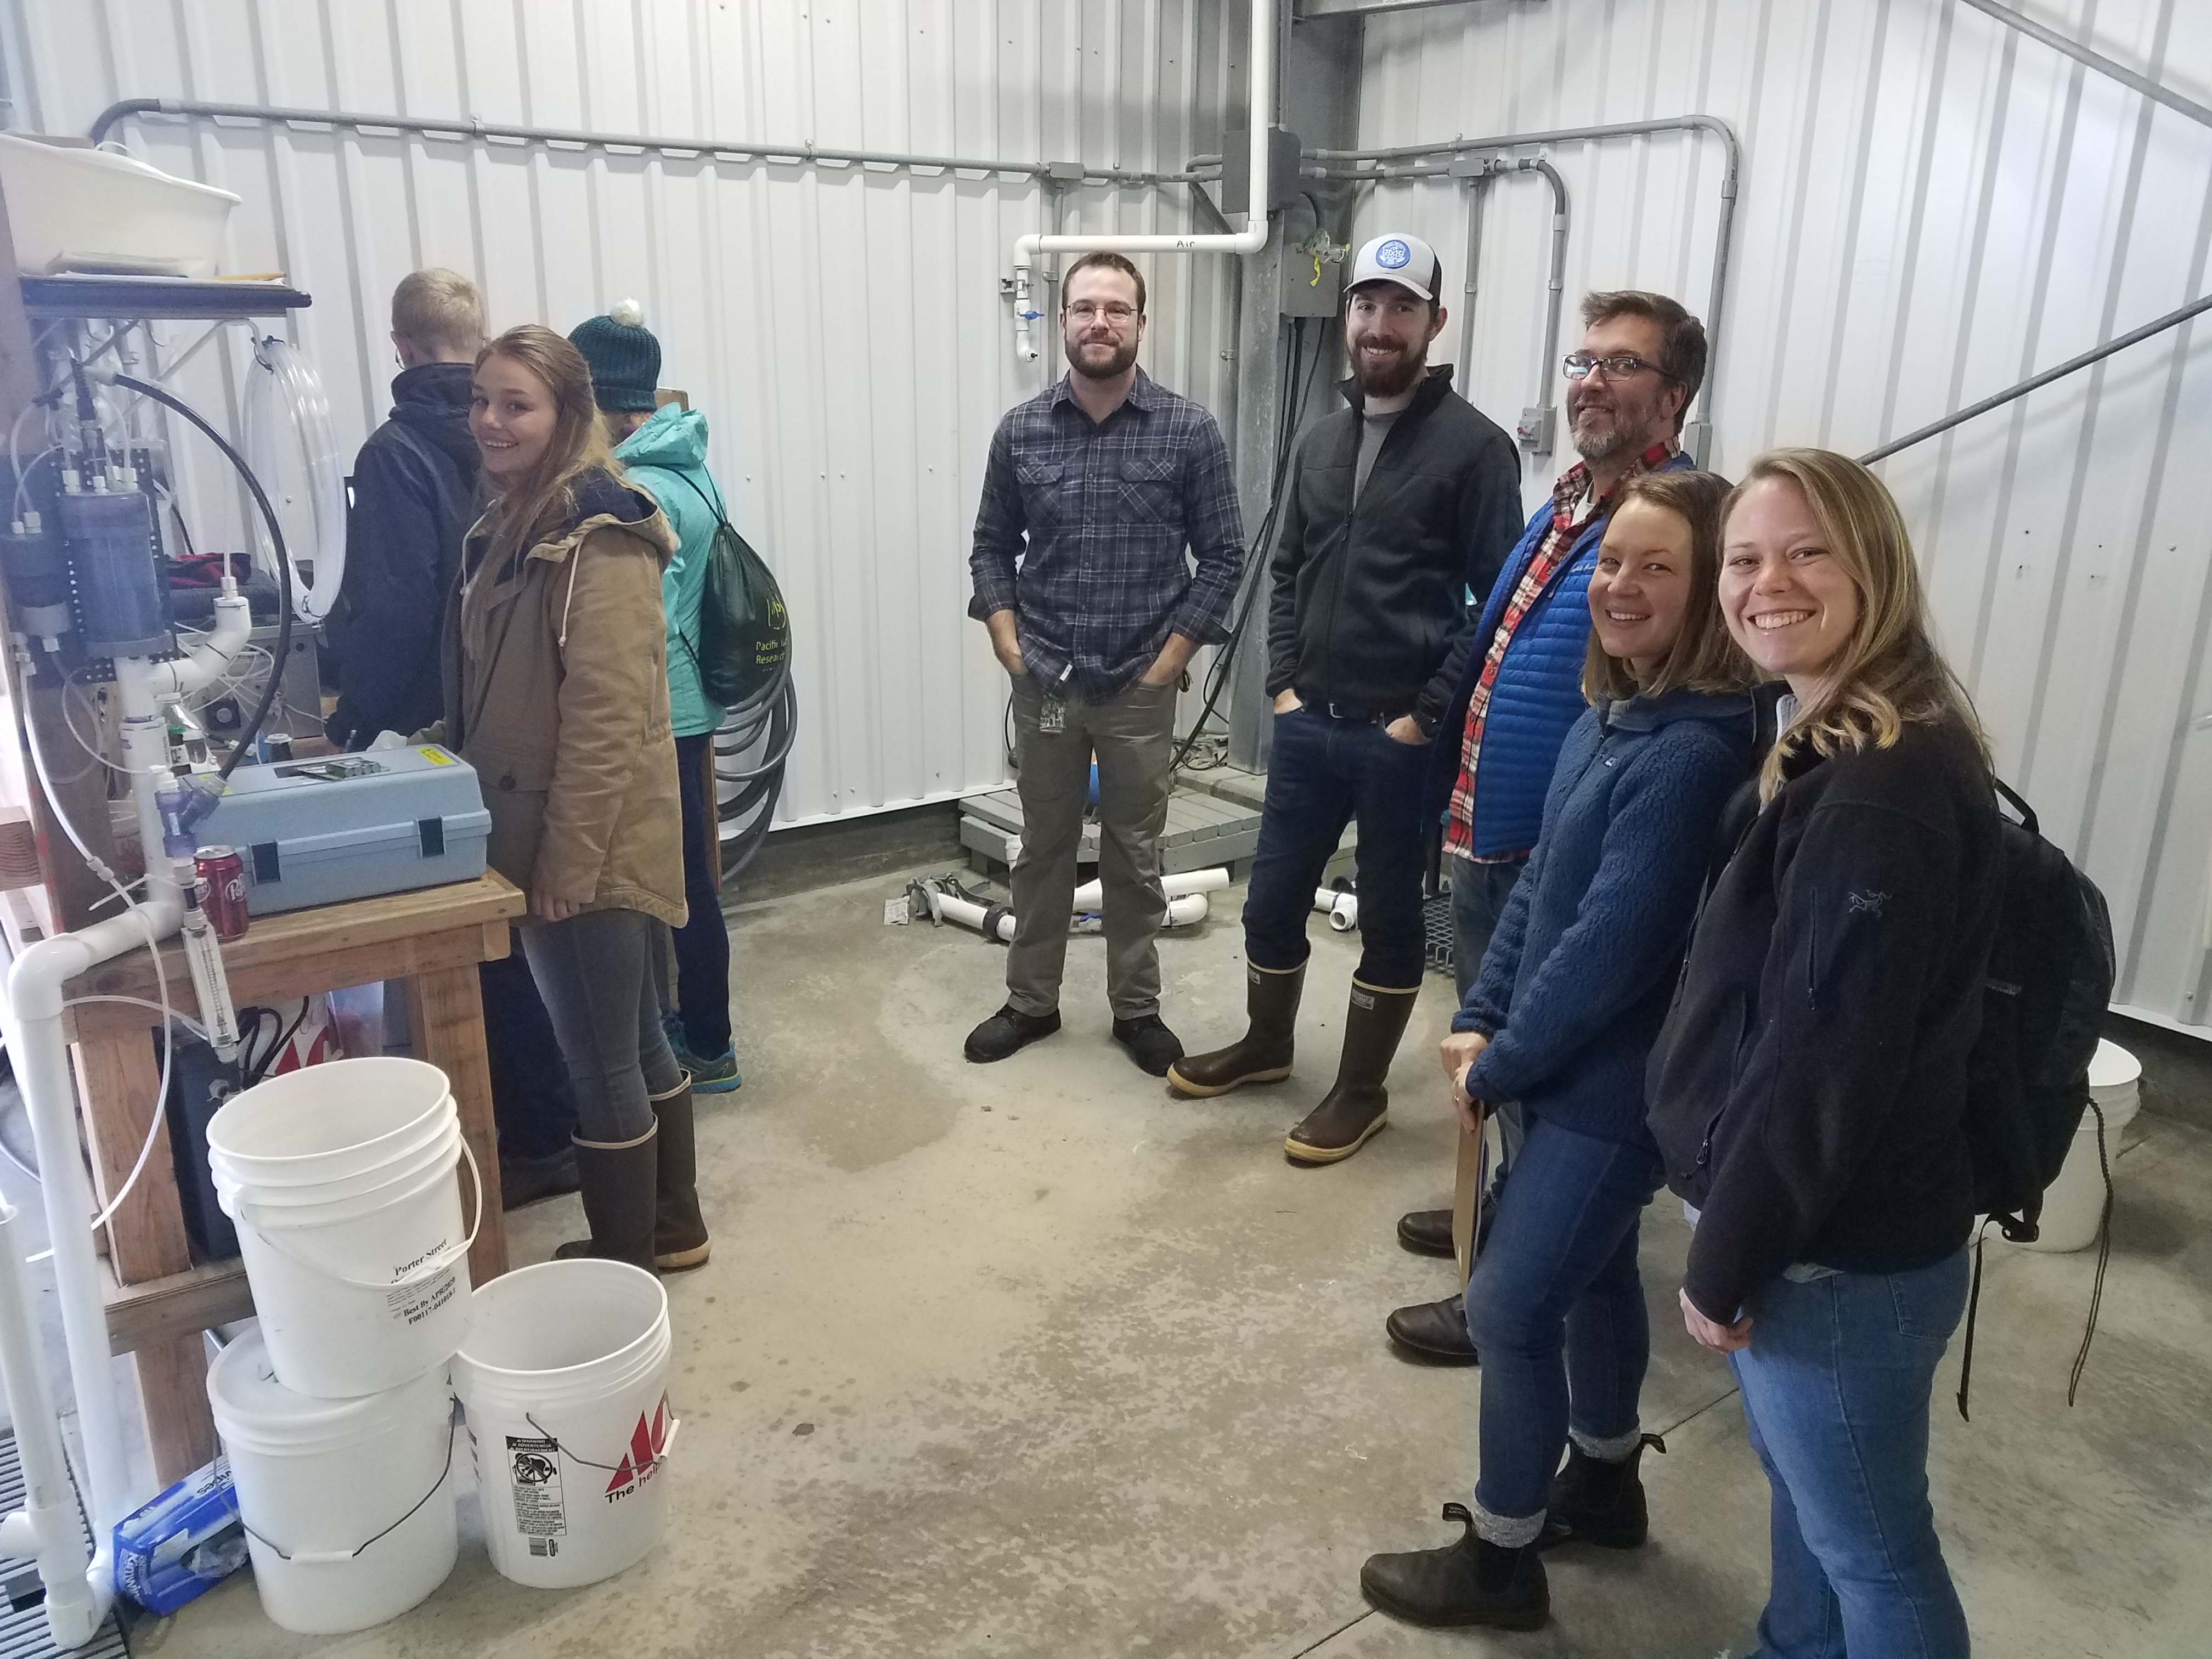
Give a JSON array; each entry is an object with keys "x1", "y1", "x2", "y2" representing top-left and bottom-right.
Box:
[{"x1": 1004, "y1": 674, "x2": 1178, "y2": 1020}]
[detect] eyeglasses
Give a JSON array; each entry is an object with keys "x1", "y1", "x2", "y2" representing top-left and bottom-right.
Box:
[
  {"x1": 1564, "y1": 352, "x2": 1670, "y2": 382},
  {"x1": 1065, "y1": 301, "x2": 1141, "y2": 323}
]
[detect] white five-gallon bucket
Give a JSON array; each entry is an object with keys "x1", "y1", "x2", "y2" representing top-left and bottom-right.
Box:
[
  {"x1": 207, "y1": 1057, "x2": 478, "y2": 1398},
  {"x1": 2015, "y1": 1039, "x2": 2143, "y2": 1254},
  {"x1": 453, "y1": 1260, "x2": 676, "y2": 1589},
  {"x1": 206, "y1": 1329, "x2": 459, "y2": 1635}
]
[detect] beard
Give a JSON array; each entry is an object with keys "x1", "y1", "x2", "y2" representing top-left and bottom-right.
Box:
[
  {"x1": 1351, "y1": 340, "x2": 1425, "y2": 399},
  {"x1": 1568, "y1": 391, "x2": 1661, "y2": 466},
  {"x1": 1067, "y1": 333, "x2": 1139, "y2": 381}
]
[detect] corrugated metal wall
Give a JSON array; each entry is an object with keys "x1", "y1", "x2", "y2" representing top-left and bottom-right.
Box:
[
  {"x1": 1352, "y1": 0, "x2": 2212, "y2": 1028},
  {"x1": 0, "y1": 0, "x2": 1242, "y2": 830}
]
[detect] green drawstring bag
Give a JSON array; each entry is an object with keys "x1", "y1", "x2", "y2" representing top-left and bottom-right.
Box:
[{"x1": 669, "y1": 472, "x2": 791, "y2": 709}]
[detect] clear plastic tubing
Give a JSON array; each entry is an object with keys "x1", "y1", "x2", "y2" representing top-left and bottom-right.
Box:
[{"x1": 241, "y1": 337, "x2": 346, "y2": 622}]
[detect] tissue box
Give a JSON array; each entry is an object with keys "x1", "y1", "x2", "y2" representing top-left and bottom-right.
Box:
[{"x1": 114, "y1": 1455, "x2": 247, "y2": 1615}]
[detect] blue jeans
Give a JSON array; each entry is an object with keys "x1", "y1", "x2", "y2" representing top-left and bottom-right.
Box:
[
  {"x1": 668, "y1": 732, "x2": 732, "y2": 1057},
  {"x1": 1450, "y1": 853, "x2": 1528, "y2": 1166},
  {"x1": 1449, "y1": 852, "x2": 1526, "y2": 1004},
  {"x1": 1243, "y1": 704, "x2": 1432, "y2": 989},
  {"x1": 1727, "y1": 1252, "x2": 1972, "y2": 1659},
  {"x1": 1464, "y1": 1115, "x2": 1663, "y2": 1531}
]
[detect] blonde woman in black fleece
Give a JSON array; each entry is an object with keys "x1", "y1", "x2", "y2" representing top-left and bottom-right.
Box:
[{"x1": 1646, "y1": 449, "x2": 2000, "y2": 1659}]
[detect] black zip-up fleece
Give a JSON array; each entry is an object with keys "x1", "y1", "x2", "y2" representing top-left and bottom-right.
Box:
[
  {"x1": 1265, "y1": 365, "x2": 1522, "y2": 733},
  {"x1": 1645, "y1": 710, "x2": 2001, "y2": 1322}
]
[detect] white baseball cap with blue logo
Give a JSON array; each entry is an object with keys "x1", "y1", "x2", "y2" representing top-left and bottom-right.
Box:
[{"x1": 1350, "y1": 232, "x2": 1442, "y2": 302}]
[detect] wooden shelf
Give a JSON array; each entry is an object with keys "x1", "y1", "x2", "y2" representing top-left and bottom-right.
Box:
[{"x1": 102, "y1": 1256, "x2": 254, "y2": 1357}]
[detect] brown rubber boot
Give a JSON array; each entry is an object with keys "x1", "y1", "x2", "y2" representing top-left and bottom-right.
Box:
[
  {"x1": 650, "y1": 1075, "x2": 711, "y2": 1272},
  {"x1": 554, "y1": 1125, "x2": 660, "y2": 1273},
  {"x1": 1285, "y1": 980, "x2": 1420, "y2": 1165},
  {"x1": 1166, "y1": 962, "x2": 1305, "y2": 1097}
]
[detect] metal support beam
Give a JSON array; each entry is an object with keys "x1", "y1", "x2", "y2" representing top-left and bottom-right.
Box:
[
  {"x1": 1955, "y1": 0, "x2": 2212, "y2": 132},
  {"x1": 1296, "y1": 0, "x2": 1538, "y2": 19}
]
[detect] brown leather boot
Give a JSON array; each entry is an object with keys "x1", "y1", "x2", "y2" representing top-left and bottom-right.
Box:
[
  {"x1": 1285, "y1": 980, "x2": 1420, "y2": 1165},
  {"x1": 650, "y1": 1075, "x2": 711, "y2": 1272},
  {"x1": 1166, "y1": 961, "x2": 1305, "y2": 1096},
  {"x1": 555, "y1": 1125, "x2": 660, "y2": 1272}
]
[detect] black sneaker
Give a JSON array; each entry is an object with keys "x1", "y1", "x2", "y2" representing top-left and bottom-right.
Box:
[
  {"x1": 1113, "y1": 1014, "x2": 1184, "y2": 1076},
  {"x1": 964, "y1": 1005, "x2": 1061, "y2": 1063}
]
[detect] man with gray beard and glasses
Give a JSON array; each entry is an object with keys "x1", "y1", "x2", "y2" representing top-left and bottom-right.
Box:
[{"x1": 1384, "y1": 289, "x2": 1708, "y2": 1367}]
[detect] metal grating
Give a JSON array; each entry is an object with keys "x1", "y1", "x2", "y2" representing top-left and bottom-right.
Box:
[
  {"x1": 0, "y1": 1434, "x2": 129, "y2": 1659},
  {"x1": 1423, "y1": 891, "x2": 1454, "y2": 979}
]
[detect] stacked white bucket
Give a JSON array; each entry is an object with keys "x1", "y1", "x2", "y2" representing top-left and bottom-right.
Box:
[
  {"x1": 202, "y1": 1056, "x2": 676, "y2": 1635},
  {"x1": 2013, "y1": 1038, "x2": 2143, "y2": 1254}
]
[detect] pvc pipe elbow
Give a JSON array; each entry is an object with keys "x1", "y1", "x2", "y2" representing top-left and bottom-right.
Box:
[{"x1": 151, "y1": 590, "x2": 253, "y2": 699}]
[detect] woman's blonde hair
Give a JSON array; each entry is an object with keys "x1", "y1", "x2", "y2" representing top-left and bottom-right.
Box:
[
  {"x1": 1724, "y1": 448, "x2": 1986, "y2": 800},
  {"x1": 473, "y1": 324, "x2": 622, "y2": 575},
  {"x1": 1581, "y1": 469, "x2": 1756, "y2": 703}
]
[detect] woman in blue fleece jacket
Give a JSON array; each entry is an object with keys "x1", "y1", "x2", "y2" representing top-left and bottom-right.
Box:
[{"x1": 1361, "y1": 469, "x2": 1756, "y2": 1633}]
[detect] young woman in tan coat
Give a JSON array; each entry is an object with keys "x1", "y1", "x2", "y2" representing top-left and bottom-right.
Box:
[{"x1": 445, "y1": 323, "x2": 708, "y2": 1273}]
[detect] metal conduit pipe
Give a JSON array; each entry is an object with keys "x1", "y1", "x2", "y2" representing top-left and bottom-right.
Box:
[
  {"x1": 1303, "y1": 116, "x2": 1740, "y2": 456},
  {"x1": 88, "y1": 97, "x2": 1207, "y2": 187},
  {"x1": 1449, "y1": 156, "x2": 1568, "y2": 453}
]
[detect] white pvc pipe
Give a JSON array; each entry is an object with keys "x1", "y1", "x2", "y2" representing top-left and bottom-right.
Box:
[
  {"x1": 1071, "y1": 866, "x2": 1229, "y2": 910},
  {"x1": 0, "y1": 1203, "x2": 103, "y2": 1648},
  {"x1": 1009, "y1": 0, "x2": 1274, "y2": 359},
  {"x1": 1, "y1": 611, "x2": 253, "y2": 1644},
  {"x1": 1313, "y1": 888, "x2": 1358, "y2": 932},
  {"x1": 930, "y1": 888, "x2": 1210, "y2": 941}
]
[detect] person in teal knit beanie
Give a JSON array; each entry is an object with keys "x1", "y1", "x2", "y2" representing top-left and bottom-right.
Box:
[{"x1": 569, "y1": 300, "x2": 740, "y2": 1093}]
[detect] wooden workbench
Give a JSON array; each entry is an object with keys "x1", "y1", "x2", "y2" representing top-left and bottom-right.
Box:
[{"x1": 61, "y1": 871, "x2": 524, "y2": 1481}]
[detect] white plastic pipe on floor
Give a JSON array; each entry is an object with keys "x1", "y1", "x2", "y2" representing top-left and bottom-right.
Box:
[
  {"x1": 930, "y1": 887, "x2": 1210, "y2": 943},
  {"x1": 1071, "y1": 867, "x2": 1229, "y2": 910},
  {"x1": 0, "y1": 589, "x2": 250, "y2": 1647},
  {"x1": 1313, "y1": 888, "x2": 1358, "y2": 932},
  {"x1": 1008, "y1": 0, "x2": 1274, "y2": 359}
]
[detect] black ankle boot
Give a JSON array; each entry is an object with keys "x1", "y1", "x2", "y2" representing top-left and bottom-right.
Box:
[
  {"x1": 1541, "y1": 1432, "x2": 1666, "y2": 1550},
  {"x1": 1359, "y1": 1503, "x2": 1549, "y2": 1630}
]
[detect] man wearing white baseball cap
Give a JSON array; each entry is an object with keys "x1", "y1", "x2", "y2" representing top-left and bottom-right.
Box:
[{"x1": 1170, "y1": 231, "x2": 1522, "y2": 1170}]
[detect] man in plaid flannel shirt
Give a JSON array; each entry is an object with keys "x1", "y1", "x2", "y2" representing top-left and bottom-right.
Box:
[
  {"x1": 964, "y1": 252, "x2": 1245, "y2": 1077},
  {"x1": 1385, "y1": 290, "x2": 1708, "y2": 1367}
]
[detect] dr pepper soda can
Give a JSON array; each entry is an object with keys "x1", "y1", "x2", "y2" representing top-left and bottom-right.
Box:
[{"x1": 193, "y1": 845, "x2": 249, "y2": 941}]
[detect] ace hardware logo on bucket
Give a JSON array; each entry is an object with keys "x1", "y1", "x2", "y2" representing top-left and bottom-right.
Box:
[{"x1": 604, "y1": 1395, "x2": 673, "y2": 1501}]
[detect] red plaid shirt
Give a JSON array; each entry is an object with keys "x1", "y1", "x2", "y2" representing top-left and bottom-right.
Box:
[{"x1": 1443, "y1": 440, "x2": 1677, "y2": 861}]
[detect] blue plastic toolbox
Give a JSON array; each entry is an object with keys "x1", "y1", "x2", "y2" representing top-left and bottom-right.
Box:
[{"x1": 196, "y1": 744, "x2": 491, "y2": 915}]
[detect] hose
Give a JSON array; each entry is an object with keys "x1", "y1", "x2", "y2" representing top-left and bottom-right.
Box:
[
  {"x1": 110, "y1": 374, "x2": 295, "y2": 780},
  {"x1": 713, "y1": 653, "x2": 797, "y2": 881},
  {"x1": 242, "y1": 338, "x2": 347, "y2": 621}
]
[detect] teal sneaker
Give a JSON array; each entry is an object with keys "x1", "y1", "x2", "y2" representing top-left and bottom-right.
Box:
[{"x1": 682, "y1": 1044, "x2": 743, "y2": 1094}]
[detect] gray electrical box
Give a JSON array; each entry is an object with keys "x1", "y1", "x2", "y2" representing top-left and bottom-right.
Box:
[
  {"x1": 1280, "y1": 242, "x2": 1345, "y2": 317},
  {"x1": 1220, "y1": 127, "x2": 1306, "y2": 216}
]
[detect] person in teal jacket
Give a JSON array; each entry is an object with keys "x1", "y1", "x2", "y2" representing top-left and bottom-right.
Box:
[{"x1": 571, "y1": 302, "x2": 738, "y2": 1092}]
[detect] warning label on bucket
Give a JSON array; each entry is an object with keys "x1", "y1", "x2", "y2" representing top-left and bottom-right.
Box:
[
  {"x1": 506, "y1": 1435, "x2": 567, "y2": 1538},
  {"x1": 387, "y1": 1266, "x2": 460, "y2": 1328}
]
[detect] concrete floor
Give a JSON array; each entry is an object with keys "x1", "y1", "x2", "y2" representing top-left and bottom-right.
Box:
[{"x1": 134, "y1": 869, "x2": 2211, "y2": 1658}]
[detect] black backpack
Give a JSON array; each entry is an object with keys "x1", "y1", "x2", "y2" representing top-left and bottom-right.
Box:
[
  {"x1": 1963, "y1": 779, "x2": 2116, "y2": 1239},
  {"x1": 1954, "y1": 777, "x2": 2117, "y2": 1419},
  {"x1": 664, "y1": 471, "x2": 791, "y2": 710}
]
